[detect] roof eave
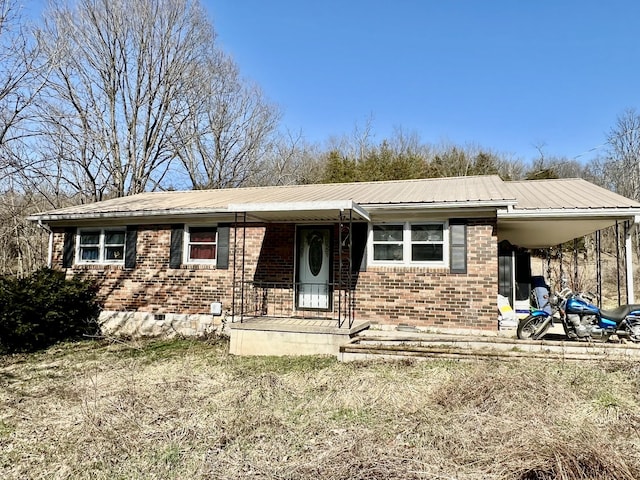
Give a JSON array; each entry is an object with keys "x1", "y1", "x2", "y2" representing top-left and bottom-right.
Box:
[
  {"x1": 227, "y1": 200, "x2": 371, "y2": 222},
  {"x1": 30, "y1": 199, "x2": 513, "y2": 224},
  {"x1": 364, "y1": 199, "x2": 516, "y2": 210},
  {"x1": 498, "y1": 208, "x2": 640, "y2": 220},
  {"x1": 27, "y1": 208, "x2": 231, "y2": 223}
]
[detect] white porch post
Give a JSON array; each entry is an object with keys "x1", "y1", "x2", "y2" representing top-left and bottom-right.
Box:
[{"x1": 626, "y1": 218, "x2": 638, "y2": 304}]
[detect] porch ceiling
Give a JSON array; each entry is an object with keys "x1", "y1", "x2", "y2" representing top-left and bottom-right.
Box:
[
  {"x1": 498, "y1": 211, "x2": 640, "y2": 248},
  {"x1": 227, "y1": 200, "x2": 370, "y2": 222}
]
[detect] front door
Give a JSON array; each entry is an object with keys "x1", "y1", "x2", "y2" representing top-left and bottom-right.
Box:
[{"x1": 296, "y1": 227, "x2": 331, "y2": 310}]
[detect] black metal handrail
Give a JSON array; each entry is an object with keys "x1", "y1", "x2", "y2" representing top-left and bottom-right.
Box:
[
  {"x1": 234, "y1": 281, "x2": 355, "y2": 327},
  {"x1": 230, "y1": 210, "x2": 357, "y2": 329}
]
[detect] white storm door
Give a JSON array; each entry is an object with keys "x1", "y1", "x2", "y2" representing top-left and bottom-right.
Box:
[{"x1": 297, "y1": 227, "x2": 331, "y2": 310}]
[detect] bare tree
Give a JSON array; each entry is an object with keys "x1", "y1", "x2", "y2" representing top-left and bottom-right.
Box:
[
  {"x1": 0, "y1": 1, "x2": 54, "y2": 275},
  {"x1": 387, "y1": 126, "x2": 431, "y2": 160},
  {"x1": 601, "y1": 108, "x2": 640, "y2": 201},
  {"x1": 174, "y1": 51, "x2": 280, "y2": 189},
  {"x1": 258, "y1": 130, "x2": 321, "y2": 186},
  {"x1": 326, "y1": 114, "x2": 377, "y2": 164},
  {"x1": 0, "y1": 187, "x2": 52, "y2": 275},
  {"x1": 496, "y1": 155, "x2": 526, "y2": 180},
  {"x1": 33, "y1": 0, "x2": 215, "y2": 201},
  {"x1": 0, "y1": 0, "x2": 44, "y2": 182}
]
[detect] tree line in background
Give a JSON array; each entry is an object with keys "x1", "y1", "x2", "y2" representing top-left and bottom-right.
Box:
[{"x1": 1, "y1": 0, "x2": 639, "y2": 276}]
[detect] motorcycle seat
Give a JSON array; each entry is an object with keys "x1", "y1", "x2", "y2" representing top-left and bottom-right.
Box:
[{"x1": 600, "y1": 304, "x2": 640, "y2": 323}]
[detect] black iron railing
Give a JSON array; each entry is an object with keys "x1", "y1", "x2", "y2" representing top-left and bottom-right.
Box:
[
  {"x1": 230, "y1": 210, "x2": 357, "y2": 329},
  {"x1": 233, "y1": 281, "x2": 355, "y2": 327}
]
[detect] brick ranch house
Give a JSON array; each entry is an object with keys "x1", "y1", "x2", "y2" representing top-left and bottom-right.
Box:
[{"x1": 29, "y1": 175, "x2": 640, "y2": 355}]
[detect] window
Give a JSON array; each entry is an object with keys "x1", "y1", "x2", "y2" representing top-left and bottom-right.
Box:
[
  {"x1": 77, "y1": 229, "x2": 125, "y2": 263},
  {"x1": 185, "y1": 226, "x2": 217, "y2": 263},
  {"x1": 372, "y1": 224, "x2": 404, "y2": 261},
  {"x1": 411, "y1": 224, "x2": 444, "y2": 261},
  {"x1": 370, "y1": 222, "x2": 448, "y2": 266}
]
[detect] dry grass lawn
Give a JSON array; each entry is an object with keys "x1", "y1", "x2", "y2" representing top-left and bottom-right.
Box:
[{"x1": 2, "y1": 337, "x2": 640, "y2": 479}]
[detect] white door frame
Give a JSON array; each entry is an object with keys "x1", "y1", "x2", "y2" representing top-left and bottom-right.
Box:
[{"x1": 296, "y1": 226, "x2": 332, "y2": 311}]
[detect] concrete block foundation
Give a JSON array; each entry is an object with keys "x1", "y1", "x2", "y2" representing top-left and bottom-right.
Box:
[{"x1": 99, "y1": 310, "x2": 222, "y2": 338}]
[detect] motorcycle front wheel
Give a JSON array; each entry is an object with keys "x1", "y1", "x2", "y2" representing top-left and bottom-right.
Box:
[{"x1": 517, "y1": 315, "x2": 551, "y2": 340}]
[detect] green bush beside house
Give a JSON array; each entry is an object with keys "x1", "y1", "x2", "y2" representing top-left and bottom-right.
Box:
[{"x1": 0, "y1": 268, "x2": 101, "y2": 353}]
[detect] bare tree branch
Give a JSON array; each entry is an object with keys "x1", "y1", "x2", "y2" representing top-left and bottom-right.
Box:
[
  {"x1": 34, "y1": 0, "x2": 215, "y2": 201},
  {"x1": 173, "y1": 51, "x2": 281, "y2": 189}
]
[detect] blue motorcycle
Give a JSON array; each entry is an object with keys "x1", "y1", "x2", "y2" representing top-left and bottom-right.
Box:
[{"x1": 517, "y1": 286, "x2": 640, "y2": 342}]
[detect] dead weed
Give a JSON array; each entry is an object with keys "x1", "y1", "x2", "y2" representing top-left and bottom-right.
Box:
[{"x1": 2, "y1": 340, "x2": 640, "y2": 479}]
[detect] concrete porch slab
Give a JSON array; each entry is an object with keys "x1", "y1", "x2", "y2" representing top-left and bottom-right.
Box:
[{"x1": 229, "y1": 317, "x2": 370, "y2": 356}]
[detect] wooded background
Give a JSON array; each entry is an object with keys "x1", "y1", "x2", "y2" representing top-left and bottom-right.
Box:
[{"x1": 1, "y1": 0, "x2": 638, "y2": 279}]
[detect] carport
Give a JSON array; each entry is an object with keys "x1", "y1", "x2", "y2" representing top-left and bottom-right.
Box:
[{"x1": 497, "y1": 178, "x2": 640, "y2": 304}]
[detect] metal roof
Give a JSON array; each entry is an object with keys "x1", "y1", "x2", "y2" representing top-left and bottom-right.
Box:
[
  {"x1": 28, "y1": 176, "x2": 640, "y2": 240},
  {"x1": 502, "y1": 178, "x2": 640, "y2": 210},
  {"x1": 496, "y1": 178, "x2": 640, "y2": 248},
  {"x1": 30, "y1": 175, "x2": 516, "y2": 222}
]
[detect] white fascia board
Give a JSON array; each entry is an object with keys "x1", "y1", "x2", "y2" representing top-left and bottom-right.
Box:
[
  {"x1": 363, "y1": 201, "x2": 514, "y2": 219},
  {"x1": 363, "y1": 199, "x2": 516, "y2": 211},
  {"x1": 227, "y1": 200, "x2": 371, "y2": 221},
  {"x1": 27, "y1": 208, "x2": 231, "y2": 223},
  {"x1": 497, "y1": 208, "x2": 640, "y2": 220}
]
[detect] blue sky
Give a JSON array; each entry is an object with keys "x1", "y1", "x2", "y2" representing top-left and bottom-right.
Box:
[{"x1": 208, "y1": 0, "x2": 640, "y2": 162}]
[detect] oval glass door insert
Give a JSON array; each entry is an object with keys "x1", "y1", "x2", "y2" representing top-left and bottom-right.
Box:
[{"x1": 308, "y1": 233, "x2": 323, "y2": 276}]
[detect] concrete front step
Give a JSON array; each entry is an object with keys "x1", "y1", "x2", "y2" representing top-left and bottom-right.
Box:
[
  {"x1": 339, "y1": 331, "x2": 640, "y2": 362},
  {"x1": 229, "y1": 317, "x2": 371, "y2": 356}
]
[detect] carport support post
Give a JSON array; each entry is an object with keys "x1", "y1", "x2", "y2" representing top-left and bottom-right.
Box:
[
  {"x1": 573, "y1": 238, "x2": 579, "y2": 289},
  {"x1": 596, "y1": 230, "x2": 602, "y2": 307},
  {"x1": 626, "y1": 218, "x2": 638, "y2": 304},
  {"x1": 616, "y1": 222, "x2": 621, "y2": 305}
]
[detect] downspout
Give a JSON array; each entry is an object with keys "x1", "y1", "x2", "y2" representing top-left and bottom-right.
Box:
[
  {"x1": 626, "y1": 217, "x2": 638, "y2": 304},
  {"x1": 47, "y1": 231, "x2": 53, "y2": 268},
  {"x1": 37, "y1": 220, "x2": 53, "y2": 268}
]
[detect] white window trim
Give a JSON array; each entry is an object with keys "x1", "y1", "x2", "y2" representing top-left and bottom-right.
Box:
[
  {"x1": 183, "y1": 225, "x2": 218, "y2": 264},
  {"x1": 76, "y1": 228, "x2": 126, "y2": 265},
  {"x1": 368, "y1": 221, "x2": 449, "y2": 267}
]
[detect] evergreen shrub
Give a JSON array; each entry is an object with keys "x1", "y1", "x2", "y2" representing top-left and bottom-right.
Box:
[{"x1": 0, "y1": 268, "x2": 101, "y2": 353}]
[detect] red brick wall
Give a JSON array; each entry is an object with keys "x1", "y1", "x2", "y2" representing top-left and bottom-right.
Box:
[
  {"x1": 52, "y1": 224, "x2": 268, "y2": 315},
  {"x1": 51, "y1": 219, "x2": 498, "y2": 330},
  {"x1": 353, "y1": 221, "x2": 497, "y2": 330}
]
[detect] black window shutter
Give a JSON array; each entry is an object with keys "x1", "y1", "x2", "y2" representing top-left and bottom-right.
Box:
[
  {"x1": 217, "y1": 224, "x2": 230, "y2": 269},
  {"x1": 125, "y1": 226, "x2": 137, "y2": 269},
  {"x1": 351, "y1": 222, "x2": 368, "y2": 272},
  {"x1": 450, "y1": 220, "x2": 467, "y2": 274},
  {"x1": 62, "y1": 228, "x2": 76, "y2": 268},
  {"x1": 170, "y1": 225, "x2": 184, "y2": 268}
]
